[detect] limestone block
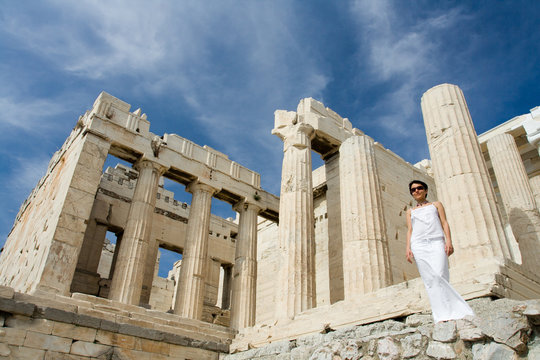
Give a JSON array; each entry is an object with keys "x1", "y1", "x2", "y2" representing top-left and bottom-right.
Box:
[
  {"x1": 425, "y1": 341, "x2": 456, "y2": 359},
  {"x1": 400, "y1": 333, "x2": 423, "y2": 358},
  {"x1": 44, "y1": 350, "x2": 89, "y2": 359},
  {"x1": 1, "y1": 328, "x2": 26, "y2": 346},
  {"x1": 70, "y1": 340, "x2": 111, "y2": 357},
  {"x1": 134, "y1": 337, "x2": 170, "y2": 355},
  {"x1": 23, "y1": 331, "x2": 72, "y2": 353},
  {"x1": 95, "y1": 329, "x2": 136, "y2": 349},
  {"x1": 168, "y1": 343, "x2": 219, "y2": 359},
  {"x1": 7, "y1": 345, "x2": 45, "y2": 359},
  {"x1": 109, "y1": 347, "x2": 152, "y2": 360},
  {"x1": 471, "y1": 342, "x2": 516, "y2": 360},
  {"x1": 52, "y1": 322, "x2": 97, "y2": 342},
  {"x1": 522, "y1": 299, "x2": 540, "y2": 324},
  {"x1": 0, "y1": 286, "x2": 14, "y2": 299},
  {"x1": 376, "y1": 337, "x2": 400, "y2": 360},
  {"x1": 0, "y1": 343, "x2": 10, "y2": 357},
  {"x1": 5, "y1": 315, "x2": 53, "y2": 334},
  {"x1": 432, "y1": 321, "x2": 457, "y2": 343},
  {"x1": 479, "y1": 312, "x2": 530, "y2": 352}
]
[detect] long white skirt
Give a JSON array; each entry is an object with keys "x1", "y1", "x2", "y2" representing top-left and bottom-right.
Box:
[{"x1": 411, "y1": 237, "x2": 474, "y2": 323}]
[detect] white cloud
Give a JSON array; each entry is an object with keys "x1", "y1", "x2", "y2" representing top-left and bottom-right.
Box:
[
  {"x1": 350, "y1": 0, "x2": 463, "y2": 143},
  {"x1": 0, "y1": 96, "x2": 67, "y2": 132}
]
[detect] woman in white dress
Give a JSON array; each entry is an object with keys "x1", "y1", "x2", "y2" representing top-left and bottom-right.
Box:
[{"x1": 405, "y1": 180, "x2": 474, "y2": 323}]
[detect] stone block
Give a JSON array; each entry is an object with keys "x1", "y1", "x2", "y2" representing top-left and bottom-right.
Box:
[
  {"x1": 24, "y1": 331, "x2": 72, "y2": 353},
  {"x1": 1, "y1": 327, "x2": 27, "y2": 346},
  {"x1": 73, "y1": 313, "x2": 101, "y2": 328},
  {"x1": 134, "y1": 337, "x2": 170, "y2": 355},
  {"x1": 44, "y1": 350, "x2": 89, "y2": 359},
  {"x1": 400, "y1": 333, "x2": 423, "y2": 358},
  {"x1": 0, "y1": 343, "x2": 10, "y2": 357},
  {"x1": 110, "y1": 347, "x2": 153, "y2": 360},
  {"x1": 5, "y1": 315, "x2": 54, "y2": 334},
  {"x1": 0, "y1": 286, "x2": 14, "y2": 299},
  {"x1": 169, "y1": 343, "x2": 219, "y2": 360},
  {"x1": 95, "y1": 329, "x2": 136, "y2": 349},
  {"x1": 432, "y1": 321, "x2": 457, "y2": 343},
  {"x1": 70, "y1": 340, "x2": 111, "y2": 357},
  {"x1": 0, "y1": 297, "x2": 36, "y2": 316},
  {"x1": 7, "y1": 345, "x2": 45, "y2": 359},
  {"x1": 52, "y1": 322, "x2": 97, "y2": 342},
  {"x1": 471, "y1": 342, "x2": 516, "y2": 360},
  {"x1": 426, "y1": 341, "x2": 456, "y2": 359},
  {"x1": 99, "y1": 319, "x2": 120, "y2": 332},
  {"x1": 38, "y1": 306, "x2": 76, "y2": 324},
  {"x1": 377, "y1": 337, "x2": 400, "y2": 360},
  {"x1": 479, "y1": 312, "x2": 530, "y2": 352}
]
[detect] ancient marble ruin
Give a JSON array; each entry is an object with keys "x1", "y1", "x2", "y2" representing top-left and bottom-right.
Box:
[{"x1": 0, "y1": 83, "x2": 539, "y2": 359}]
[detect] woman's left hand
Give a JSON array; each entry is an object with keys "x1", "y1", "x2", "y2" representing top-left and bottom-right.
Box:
[{"x1": 445, "y1": 241, "x2": 454, "y2": 256}]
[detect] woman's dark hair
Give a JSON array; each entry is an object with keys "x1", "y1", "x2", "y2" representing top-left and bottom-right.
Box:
[{"x1": 409, "y1": 180, "x2": 428, "y2": 192}]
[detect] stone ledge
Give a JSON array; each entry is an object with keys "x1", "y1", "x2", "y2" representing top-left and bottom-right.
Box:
[
  {"x1": 0, "y1": 288, "x2": 232, "y2": 353},
  {"x1": 224, "y1": 298, "x2": 540, "y2": 359}
]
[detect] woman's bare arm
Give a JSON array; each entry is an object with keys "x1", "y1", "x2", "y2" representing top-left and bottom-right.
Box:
[
  {"x1": 434, "y1": 201, "x2": 454, "y2": 256},
  {"x1": 406, "y1": 209, "x2": 414, "y2": 263}
]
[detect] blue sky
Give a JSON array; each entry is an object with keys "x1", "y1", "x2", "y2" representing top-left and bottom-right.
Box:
[{"x1": 1, "y1": 1, "x2": 539, "y2": 276}]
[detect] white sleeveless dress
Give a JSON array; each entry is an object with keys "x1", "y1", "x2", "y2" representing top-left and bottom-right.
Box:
[{"x1": 410, "y1": 204, "x2": 474, "y2": 322}]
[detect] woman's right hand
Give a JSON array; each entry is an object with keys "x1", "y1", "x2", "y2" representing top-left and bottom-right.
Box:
[{"x1": 406, "y1": 247, "x2": 414, "y2": 263}]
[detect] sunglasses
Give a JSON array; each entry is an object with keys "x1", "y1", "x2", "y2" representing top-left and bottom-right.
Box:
[{"x1": 410, "y1": 186, "x2": 424, "y2": 194}]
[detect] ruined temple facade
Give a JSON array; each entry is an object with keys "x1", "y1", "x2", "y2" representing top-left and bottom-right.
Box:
[{"x1": 0, "y1": 83, "x2": 539, "y2": 358}]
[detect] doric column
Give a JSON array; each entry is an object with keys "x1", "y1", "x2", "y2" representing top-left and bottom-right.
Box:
[
  {"x1": 109, "y1": 159, "x2": 166, "y2": 305},
  {"x1": 339, "y1": 135, "x2": 392, "y2": 297},
  {"x1": 273, "y1": 122, "x2": 316, "y2": 319},
  {"x1": 529, "y1": 175, "x2": 540, "y2": 211},
  {"x1": 487, "y1": 133, "x2": 540, "y2": 270},
  {"x1": 174, "y1": 182, "x2": 217, "y2": 319},
  {"x1": 139, "y1": 238, "x2": 160, "y2": 305},
  {"x1": 421, "y1": 84, "x2": 510, "y2": 265},
  {"x1": 230, "y1": 201, "x2": 261, "y2": 329}
]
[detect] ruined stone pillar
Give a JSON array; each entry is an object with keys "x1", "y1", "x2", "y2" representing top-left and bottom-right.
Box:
[
  {"x1": 273, "y1": 122, "x2": 316, "y2": 319},
  {"x1": 230, "y1": 201, "x2": 261, "y2": 329},
  {"x1": 487, "y1": 133, "x2": 540, "y2": 270},
  {"x1": 109, "y1": 159, "x2": 166, "y2": 305},
  {"x1": 174, "y1": 182, "x2": 217, "y2": 319},
  {"x1": 339, "y1": 135, "x2": 392, "y2": 297},
  {"x1": 421, "y1": 84, "x2": 510, "y2": 265}
]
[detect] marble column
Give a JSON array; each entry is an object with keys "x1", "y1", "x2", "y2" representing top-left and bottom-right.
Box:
[
  {"x1": 487, "y1": 133, "x2": 540, "y2": 270},
  {"x1": 421, "y1": 84, "x2": 510, "y2": 265},
  {"x1": 273, "y1": 122, "x2": 316, "y2": 319},
  {"x1": 174, "y1": 182, "x2": 217, "y2": 319},
  {"x1": 230, "y1": 201, "x2": 261, "y2": 329},
  {"x1": 529, "y1": 175, "x2": 540, "y2": 211},
  {"x1": 109, "y1": 159, "x2": 166, "y2": 305},
  {"x1": 339, "y1": 135, "x2": 392, "y2": 297},
  {"x1": 139, "y1": 239, "x2": 160, "y2": 305}
]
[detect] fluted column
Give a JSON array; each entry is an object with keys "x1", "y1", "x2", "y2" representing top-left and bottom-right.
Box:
[
  {"x1": 109, "y1": 159, "x2": 166, "y2": 305},
  {"x1": 421, "y1": 84, "x2": 510, "y2": 265},
  {"x1": 273, "y1": 122, "x2": 316, "y2": 319},
  {"x1": 529, "y1": 175, "x2": 540, "y2": 211},
  {"x1": 339, "y1": 135, "x2": 392, "y2": 297},
  {"x1": 230, "y1": 201, "x2": 261, "y2": 329},
  {"x1": 174, "y1": 182, "x2": 217, "y2": 319},
  {"x1": 487, "y1": 133, "x2": 540, "y2": 270}
]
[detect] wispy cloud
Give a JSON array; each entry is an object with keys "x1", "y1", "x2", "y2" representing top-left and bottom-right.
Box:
[{"x1": 350, "y1": 0, "x2": 463, "y2": 144}]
